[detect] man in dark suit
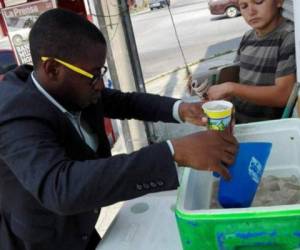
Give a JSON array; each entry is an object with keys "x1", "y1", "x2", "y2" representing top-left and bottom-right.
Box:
[{"x1": 0, "y1": 8, "x2": 237, "y2": 250}]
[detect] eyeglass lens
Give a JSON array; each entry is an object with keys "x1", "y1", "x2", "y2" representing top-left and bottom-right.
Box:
[{"x1": 91, "y1": 66, "x2": 107, "y2": 86}]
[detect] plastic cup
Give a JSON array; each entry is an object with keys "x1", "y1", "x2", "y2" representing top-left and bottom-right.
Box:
[
  {"x1": 218, "y1": 142, "x2": 272, "y2": 208},
  {"x1": 202, "y1": 100, "x2": 233, "y2": 131}
]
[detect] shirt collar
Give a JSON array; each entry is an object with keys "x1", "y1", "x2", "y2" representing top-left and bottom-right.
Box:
[{"x1": 31, "y1": 72, "x2": 81, "y2": 118}]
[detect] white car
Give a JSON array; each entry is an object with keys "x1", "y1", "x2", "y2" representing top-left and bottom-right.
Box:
[{"x1": 149, "y1": 0, "x2": 170, "y2": 11}]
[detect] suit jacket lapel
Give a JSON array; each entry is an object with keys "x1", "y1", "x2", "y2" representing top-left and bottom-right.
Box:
[{"x1": 27, "y1": 76, "x2": 99, "y2": 159}]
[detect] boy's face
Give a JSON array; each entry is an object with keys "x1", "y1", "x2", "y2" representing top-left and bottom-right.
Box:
[{"x1": 238, "y1": 0, "x2": 283, "y2": 35}]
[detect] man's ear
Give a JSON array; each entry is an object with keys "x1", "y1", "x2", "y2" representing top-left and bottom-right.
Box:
[{"x1": 41, "y1": 58, "x2": 61, "y2": 81}]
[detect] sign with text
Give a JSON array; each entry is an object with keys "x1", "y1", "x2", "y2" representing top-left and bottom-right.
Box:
[{"x1": 1, "y1": 0, "x2": 56, "y2": 64}]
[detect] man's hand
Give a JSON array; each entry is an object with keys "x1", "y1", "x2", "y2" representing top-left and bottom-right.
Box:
[
  {"x1": 171, "y1": 129, "x2": 238, "y2": 180},
  {"x1": 178, "y1": 102, "x2": 208, "y2": 126},
  {"x1": 207, "y1": 82, "x2": 234, "y2": 100}
]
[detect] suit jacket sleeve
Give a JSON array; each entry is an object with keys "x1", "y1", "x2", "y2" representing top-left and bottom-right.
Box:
[
  {"x1": 101, "y1": 88, "x2": 179, "y2": 122},
  {"x1": 0, "y1": 116, "x2": 179, "y2": 215}
]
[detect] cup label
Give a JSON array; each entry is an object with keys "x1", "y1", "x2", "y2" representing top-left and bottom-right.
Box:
[{"x1": 208, "y1": 115, "x2": 231, "y2": 131}]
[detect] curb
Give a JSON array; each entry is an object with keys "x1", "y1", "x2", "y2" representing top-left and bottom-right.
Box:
[{"x1": 145, "y1": 49, "x2": 237, "y2": 84}]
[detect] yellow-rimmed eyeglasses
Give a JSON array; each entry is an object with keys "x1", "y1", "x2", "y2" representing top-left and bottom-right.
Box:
[{"x1": 41, "y1": 56, "x2": 107, "y2": 87}]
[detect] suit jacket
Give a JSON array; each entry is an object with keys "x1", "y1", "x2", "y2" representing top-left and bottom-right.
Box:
[{"x1": 0, "y1": 65, "x2": 180, "y2": 250}]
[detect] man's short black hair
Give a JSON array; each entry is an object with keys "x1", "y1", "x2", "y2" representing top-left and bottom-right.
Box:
[{"x1": 29, "y1": 8, "x2": 107, "y2": 67}]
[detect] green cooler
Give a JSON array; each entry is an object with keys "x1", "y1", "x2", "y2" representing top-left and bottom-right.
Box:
[{"x1": 175, "y1": 119, "x2": 300, "y2": 250}]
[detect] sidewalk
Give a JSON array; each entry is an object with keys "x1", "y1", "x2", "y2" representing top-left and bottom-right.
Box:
[{"x1": 95, "y1": 51, "x2": 237, "y2": 237}]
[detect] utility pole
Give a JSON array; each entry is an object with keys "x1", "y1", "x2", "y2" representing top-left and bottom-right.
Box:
[{"x1": 88, "y1": 0, "x2": 150, "y2": 152}]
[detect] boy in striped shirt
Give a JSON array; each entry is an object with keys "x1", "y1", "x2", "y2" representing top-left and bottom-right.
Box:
[{"x1": 207, "y1": 0, "x2": 296, "y2": 123}]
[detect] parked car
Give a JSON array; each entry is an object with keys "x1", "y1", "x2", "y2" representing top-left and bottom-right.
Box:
[
  {"x1": 208, "y1": 0, "x2": 240, "y2": 18},
  {"x1": 149, "y1": 0, "x2": 170, "y2": 11},
  {"x1": 0, "y1": 49, "x2": 17, "y2": 80}
]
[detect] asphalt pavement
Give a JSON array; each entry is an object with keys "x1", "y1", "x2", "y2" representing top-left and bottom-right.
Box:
[{"x1": 131, "y1": 0, "x2": 248, "y2": 80}]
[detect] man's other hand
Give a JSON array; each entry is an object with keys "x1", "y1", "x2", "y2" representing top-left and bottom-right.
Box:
[{"x1": 171, "y1": 129, "x2": 238, "y2": 180}]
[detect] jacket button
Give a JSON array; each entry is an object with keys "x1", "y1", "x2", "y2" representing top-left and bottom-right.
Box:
[
  {"x1": 82, "y1": 235, "x2": 88, "y2": 241},
  {"x1": 142, "y1": 183, "x2": 150, "y2": 189},
  {"x1": 136, "y1": 184, "x2": 143, "y2": 190},
  {"x1": 94, "y1": 209, "x2": 99, "y2": 214},
  {"x1": 157, "y1": 180, "x2": 164, "y2": 187},
  {"x1": 150, "y1": 181, "x2": 157, "y2": 188}
]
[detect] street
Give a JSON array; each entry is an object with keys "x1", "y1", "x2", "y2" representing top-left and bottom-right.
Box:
[
  {"x1": 131, "y1": 0, "x2": 250, "y2": 80},
  {"x1": 0, "y1": 0, "x2": 250, "y2": 82}
]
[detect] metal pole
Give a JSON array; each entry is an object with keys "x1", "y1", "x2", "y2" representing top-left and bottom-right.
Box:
[
  {"x1": 117, "y1": 0, "x2": 157, "y2": 144},
  {"x1": 166, "y1": 4, "x2": 190, "y2": 76},
  {"x1": 89, "y1": 0, "x2": 134, "y2": 153},
  {"x1": 117, "y1": 0, "x2": 146, "y2": 93},
  {"x1": 89, "y1": 0, "x2": 153, "y2": 150}
]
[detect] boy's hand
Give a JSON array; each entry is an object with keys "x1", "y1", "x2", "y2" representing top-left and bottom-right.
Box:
[{"x1": 207, "y1": 82, "x2": 234, "y2": 100}]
